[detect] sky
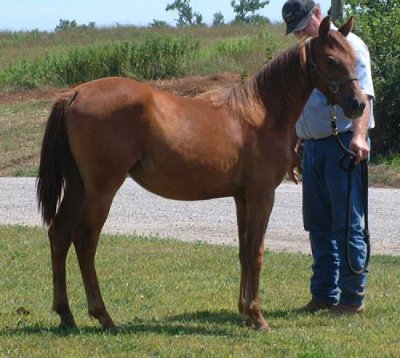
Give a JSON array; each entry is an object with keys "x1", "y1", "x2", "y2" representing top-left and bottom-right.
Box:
[{"x1": 0, "y1": 0, "x2": 332, "y2": 32}]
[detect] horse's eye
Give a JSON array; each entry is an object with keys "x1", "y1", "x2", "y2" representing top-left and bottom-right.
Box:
[{"x1": 327, "y1": 58, "x2": 337, "y2": 66}]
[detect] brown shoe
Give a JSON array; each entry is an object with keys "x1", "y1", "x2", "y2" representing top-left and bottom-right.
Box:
[
  {"x1": 294, "y1": 299, "x2": 335, "y2": 313},
  {"x1": 332, "y1": 303, "x2": 365, "y2": 315}
]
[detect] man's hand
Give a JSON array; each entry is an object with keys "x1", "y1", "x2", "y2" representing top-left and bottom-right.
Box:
[
  {"x1": 288, "y1": 138, "x2": 302, "y2": 184},
  {"x1": 350, "y1": 135, "x2": 370, "y2": 165}
]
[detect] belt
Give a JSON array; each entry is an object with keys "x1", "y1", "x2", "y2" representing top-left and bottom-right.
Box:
[{"x1": 304, "y1": 131, "x2": 352, "y2": 142}]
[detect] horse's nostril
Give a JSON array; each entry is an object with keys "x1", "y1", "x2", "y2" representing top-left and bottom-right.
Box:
[{"x1": 352, "y1": 99, "x2": 365, "y2": 112}]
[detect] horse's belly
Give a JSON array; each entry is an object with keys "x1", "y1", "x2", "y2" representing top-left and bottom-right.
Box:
[{"x1": 129, "y1": 160, "x2": 236, "y2": 201}]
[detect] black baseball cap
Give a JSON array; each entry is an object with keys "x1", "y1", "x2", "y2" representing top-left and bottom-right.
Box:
[{"x1": 282, "y1": 0, "x2": 316, "y2": 35}]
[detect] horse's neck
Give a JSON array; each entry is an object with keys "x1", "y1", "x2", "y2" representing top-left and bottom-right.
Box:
[{"x1": 256, "y1": 43, "x2": 313, "y2": 129}]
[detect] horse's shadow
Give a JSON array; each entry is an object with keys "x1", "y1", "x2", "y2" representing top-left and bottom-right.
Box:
[{"x1": 1, "y1": 309, "x2": 290, "y2": 337}]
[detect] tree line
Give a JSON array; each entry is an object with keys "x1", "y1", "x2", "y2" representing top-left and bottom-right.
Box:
[
  {"x1": 55, "y1": 0, "x2": 270, "y2": 31},
  {"x1": 163, "y1": 0, "x2": 270, "y2": 27}
]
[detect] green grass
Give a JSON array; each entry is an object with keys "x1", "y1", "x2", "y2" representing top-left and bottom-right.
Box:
[
  {"x1": 1, "y1": 225, "x2": 399, "y2": 357},
  {"x1": 0, "y1": 24, "x2": 293, "y2": 91},
  {"x1": 0, "y1": 37, "x2": 200, "y2": 89},
  {"x1": 0, "y1": 24, "x2": 291, "y2": 68},
  {"x1": 369, "y1": 154, "x2": 400, "y2": 187}
]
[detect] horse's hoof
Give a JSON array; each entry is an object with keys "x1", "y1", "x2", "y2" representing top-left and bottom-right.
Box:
[
  {"x1": 57, "y1": 310, "x2": 77, "y2": 331},
  {"x1": 240, "y1": 313, "x2": 253, "y2": 328},
  {"x1": 258, "y1": 323, "x2": 272, "y2": 332}
]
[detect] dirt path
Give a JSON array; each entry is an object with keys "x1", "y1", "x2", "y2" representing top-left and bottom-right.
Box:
[{"x1": 0, "y1": 178, "x2": 399, "y2": 255}]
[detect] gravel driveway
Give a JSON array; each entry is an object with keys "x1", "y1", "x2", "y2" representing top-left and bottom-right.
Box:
[{"x1": 0, "y1": 177, "x2": 399, "y2": 255}]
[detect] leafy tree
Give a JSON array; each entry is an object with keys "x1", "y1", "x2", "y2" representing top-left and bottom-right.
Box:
[
  {"x1": 166, "y1": 0, "x2": 204, "y2": 27},
  {"x1": 346, "y1": 0, "x2": 400, "y2": 157},
  {"x1": 150, "y1": 20, "x2": 172, "y2": 28},
  {"x1": 54, "y1": 19, "x2": 95, "y2": 32},
  {"x1": 212, "y1": 11, "x2": 225, "y2": 26},
  {"x1": 231, "y1": 0, "x2": 270, "y2": 24},
  {"x1": 55, "y1": 19, "x2": 78, "y2": 32},
  {"x1": 79, "y1": 22, "x2": 96, "y2": 30}
]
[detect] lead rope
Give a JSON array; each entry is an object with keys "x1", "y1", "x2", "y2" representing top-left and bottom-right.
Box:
[{"x1": 329, "y1": 105, "x2": 371, "y2": 275}]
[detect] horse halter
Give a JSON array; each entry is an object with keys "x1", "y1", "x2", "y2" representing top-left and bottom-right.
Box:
[{"x1": 305, "y1": 37, "x2": 358, "y2": 103}]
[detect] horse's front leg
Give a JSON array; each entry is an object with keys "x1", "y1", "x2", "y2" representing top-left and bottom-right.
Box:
[{"x1": 241, "y1": 191, "x2": 275, "y2": 331}]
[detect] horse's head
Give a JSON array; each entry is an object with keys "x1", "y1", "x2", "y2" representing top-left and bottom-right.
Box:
[{"x1": 307, "y1": 16, "x2": 366, "y2": 119}]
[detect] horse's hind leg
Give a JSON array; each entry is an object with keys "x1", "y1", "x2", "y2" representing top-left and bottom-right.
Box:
[
  {"x1": 72, "y1": 172, "x2": 126, "y2": 331},
  {"x1": 49, "y1": 170, "x2": 85, "y2": 329},
  {"x1": 234, "y1": 197, "x2": 249, "y2": 322}
]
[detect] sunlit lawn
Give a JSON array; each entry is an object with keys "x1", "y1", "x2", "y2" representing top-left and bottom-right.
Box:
[{"x1": 1, "y1": 225, "x2": 399, "y2": 357}]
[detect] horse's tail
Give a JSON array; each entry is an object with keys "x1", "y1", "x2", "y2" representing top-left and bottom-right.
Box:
[{"x1": 36, "y1": 93, "x2": 76, "y2": 226}]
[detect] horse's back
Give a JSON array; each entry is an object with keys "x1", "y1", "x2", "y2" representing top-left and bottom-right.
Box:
[{"x1": 68, "y1": 77, "x2": 154, "y2": 117}]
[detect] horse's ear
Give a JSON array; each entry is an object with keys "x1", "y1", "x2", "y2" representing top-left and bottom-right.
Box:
[
  {"x1": 319, "y1": 16, "x2": 331, "y2": 38},
  {"x1": 338, "y1": 16, "x2": 354, "y2": 37}
]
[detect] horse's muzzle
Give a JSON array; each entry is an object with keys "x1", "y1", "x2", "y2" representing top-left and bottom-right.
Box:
[{"x1": 344, "y1": 97, "x2": 366, "y2": 119}]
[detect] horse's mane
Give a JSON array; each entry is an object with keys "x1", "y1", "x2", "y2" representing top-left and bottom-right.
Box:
[
  {"x1": 200, "y1": 43, "x2": 305, "y2": 126},
  {"x1": 201, "y1": 74, "x2": 265, "y2": 127}
]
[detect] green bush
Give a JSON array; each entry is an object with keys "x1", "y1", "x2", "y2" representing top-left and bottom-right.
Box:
[
  {"x1": 128, "y1": 37, "x2": 199, "y2": 79},
  {"x1": 211, "y1": 29, "x2": 282, "y2": 77},
  {"x1": 347, "y1": 1, "x2": 400, "y2": 157},
  {"x1": 0, "y1": 36, "x2": 199, "y2": 89}
]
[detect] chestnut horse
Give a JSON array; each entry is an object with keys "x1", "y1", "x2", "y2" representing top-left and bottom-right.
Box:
[{"x1": 37, "y1": 17, "x2": 366, "y2": 332}]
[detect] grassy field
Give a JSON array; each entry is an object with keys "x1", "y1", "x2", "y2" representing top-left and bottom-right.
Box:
[
  {"x1": 0, "y1": 100, "x2": 49, "y2": 176},
  {"x1": 0, "y1": 225, "x2": 399, "y2": 357},
  {"x1": 0, "y1": 25, "x2": 292, "y2": 64},
  {"x1": 0, "y1": 24, "x2": 293, "y2": 89}
]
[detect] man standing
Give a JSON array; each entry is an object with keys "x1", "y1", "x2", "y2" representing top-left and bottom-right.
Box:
[{"x1": 282, "y1": 0, "x2": 374, "y2": 313}]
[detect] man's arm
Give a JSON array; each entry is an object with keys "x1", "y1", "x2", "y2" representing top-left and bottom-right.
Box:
[{"x1": 350, "y1": 97, "x2": 372, "y2": 164}]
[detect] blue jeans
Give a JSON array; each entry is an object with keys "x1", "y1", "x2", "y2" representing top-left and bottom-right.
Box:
[{"x1": 302, "y1": 132, "x2": 368, "y2": 307}]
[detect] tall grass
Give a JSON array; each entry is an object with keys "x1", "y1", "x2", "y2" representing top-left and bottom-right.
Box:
[
  {"x1": 0, "y1": 37, "x2": 200, "y2": 89},
  {"x1": 0, "y1": 23, "x2": 294, "y2": 90}
]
